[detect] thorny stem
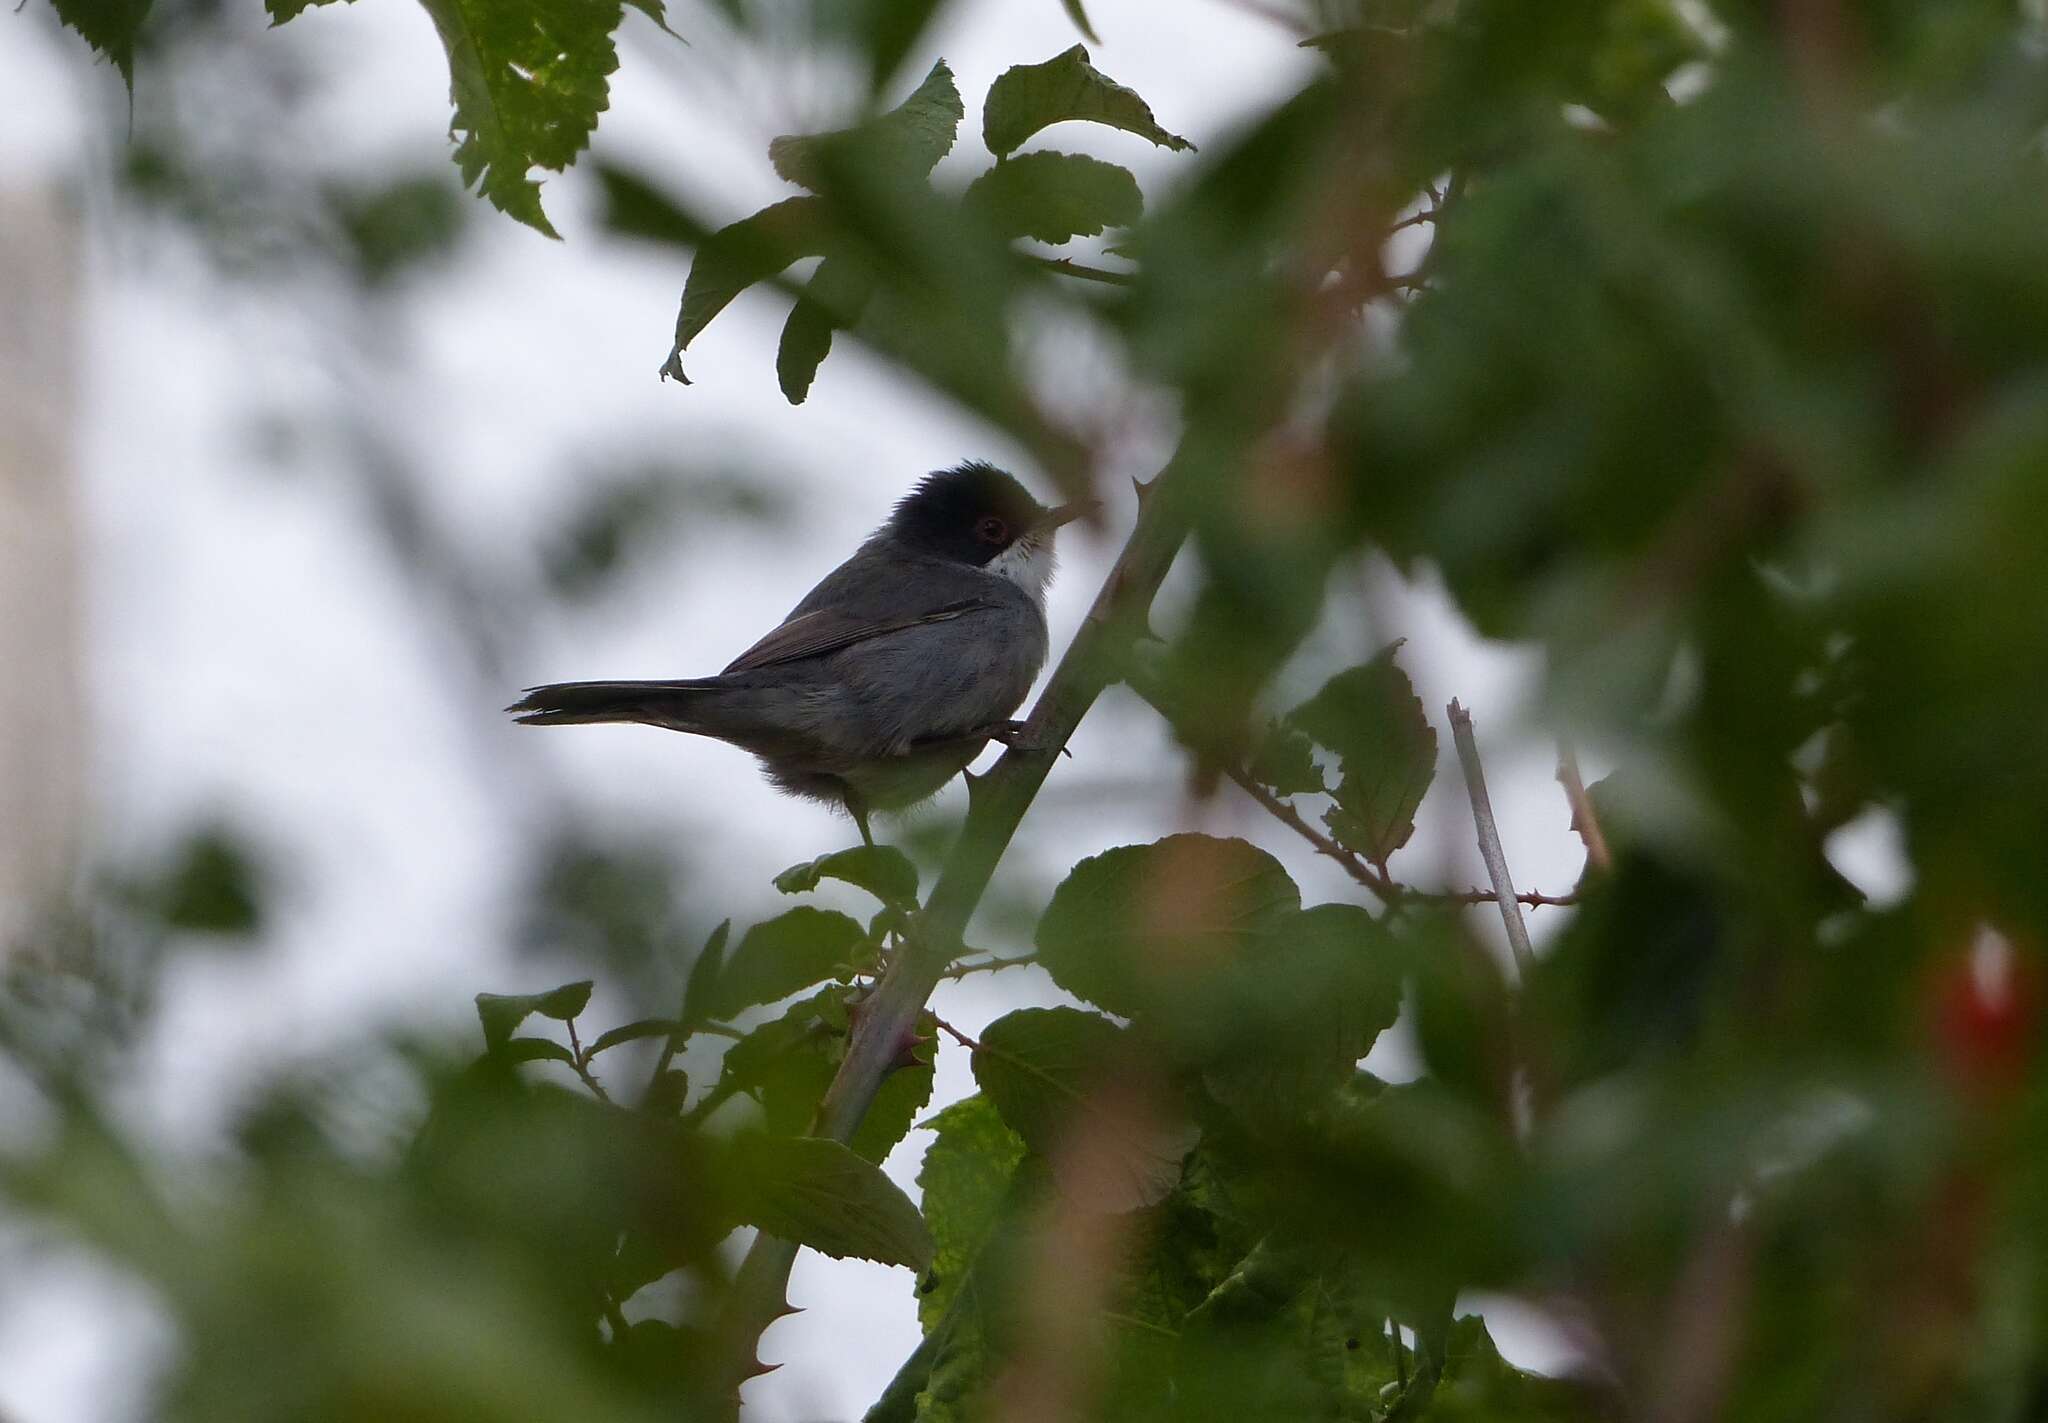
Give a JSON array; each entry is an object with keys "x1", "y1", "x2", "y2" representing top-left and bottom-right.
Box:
[
  {"x1": 564, "y1": 1017, "x2": 615, "y2": 1106},
  {"x1": 940, "y1": 954, "x2": 1034, "y2": 980},
  {"x1": 1446, "y1": 700, "x2": 1537, "y2": 977},
  {"x1": 709, "y1": 451, "x2": 1193, "y2": 1411},
  {"x1": 928, "y1": 1015, "x2": 984, "y2": 1053},
  {"x1": 1130, "y1": 674, "x2": 1576, "y2": 912}
]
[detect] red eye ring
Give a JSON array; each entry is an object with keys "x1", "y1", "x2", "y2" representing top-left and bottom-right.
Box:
[{"x1": 975, "y1": 516, "x2": 1009, "y2": 545}]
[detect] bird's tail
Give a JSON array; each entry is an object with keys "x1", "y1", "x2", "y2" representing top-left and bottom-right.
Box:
[{"x1": 505, "y1": 679, "x2": 725, "y2": 731}]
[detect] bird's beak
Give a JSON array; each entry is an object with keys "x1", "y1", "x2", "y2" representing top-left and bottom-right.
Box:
[{"x1": 1039, "y1": 499, "x2": 1098, "y2": 532}]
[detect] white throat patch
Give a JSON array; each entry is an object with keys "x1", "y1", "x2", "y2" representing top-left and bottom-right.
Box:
[{"x1": 986, "y1": 536, "x2": 1057, "y2": 602}]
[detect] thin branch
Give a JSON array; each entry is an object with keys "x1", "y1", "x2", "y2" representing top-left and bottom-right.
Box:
[
  {"x1": 564, "y1": 1018, "x2": 615, "y2": 1106},
  {"x1": 709, "y1": 452, "x2": 1193, "y2": 1412},
  {"x1": 1028, "y1": 255, "x2": 1138, "y2": 287},
  {"x1": 1555, "y1": 739, "x2": 1612, "y2": 873},
  {"x1": 940, "y1": 954, "x2": 1035, "y2": 980},
  {"x1": 1446, "y1": 701, "x2": 1536, "y2": 977},
  {"x1": 928, "y1": 1015, "x2": 984, "y2": 1053}
]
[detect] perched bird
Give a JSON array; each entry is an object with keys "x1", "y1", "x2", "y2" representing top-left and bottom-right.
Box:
[{"x1": 507, "y1": 462, "x2": 1088, "y2": 844}]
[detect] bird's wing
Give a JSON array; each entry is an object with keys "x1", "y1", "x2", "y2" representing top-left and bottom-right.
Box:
[{"x1": 721, "y1": 596, "x2": 999, "y2": 674}]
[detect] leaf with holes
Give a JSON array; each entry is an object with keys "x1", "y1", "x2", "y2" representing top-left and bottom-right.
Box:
[
  {"x1": 983, "y1": 45, "x2": 1192, "y2": 159},
  {"x1": 964, "y1": 152, "x2": 1142, "y2": 245},
  {"x1": 413, "y1": 0, "x2": 625, "y2": 238},
  {"x1": 1286, "y1": 642, "x2": 1435, "y2": 870}
]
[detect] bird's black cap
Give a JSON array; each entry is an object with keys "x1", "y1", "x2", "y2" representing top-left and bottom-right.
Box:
[{"x1": 884, "y1": 462, "x2": 1060, "y2": 567}]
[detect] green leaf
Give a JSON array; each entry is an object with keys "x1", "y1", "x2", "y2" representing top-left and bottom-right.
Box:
[
  {"x1": 964, "y1": 151, "x2": 1142, "y2": 245},
  {"x1": 729, "y1": 1134, "x2": 935, "y2": 1269},
  {"x1": 679, "y1": 919, "x2": 730, "y2": 1028},
  {"x1": 915, "y1": 1096, "x2": 1025, "y2": 1330},
  {"x1": 621, "y1": 0, "x2": 680, "y2": 39},
  {"x1": 1034, "y1": 835, "x2": 1301, "y2": 1018},
  {"x1": 767, "y1": 59, "x2": 962, "y2": 193},
  {"x1": 413, "y1": 0, "x2": 625, "y2": 238},
  {"x1": 664, "y1": 196, "x2": 834, "y2": 383},
  {"x1": 1286, "y1": 642, "x2": 1436, "y2": 870},
  {"x1": 264, "y1": 0, "x2": 345, "y2": 22},
  {"x1": 774, "y1": 844, "x2": 919, "y2": 907},
  {"x1": 473, "y1": 979, "x2": 594, "y2": 1049},
  {"x1": 1246, "y1": 720, "x2": 1325, "y2": 796},
  {"x1": 713, "y1": 989, "x2": 932, "y2": 1162},
  {"x1": 589, "y1": 1018, "x2": 681, "y2": 1056},
  {"x1": 969, "y1": 1007, "x2": 1125, "y2": 1156},
  {"x1": 972, "y1": 1007, "x2": 1191, "y2": 1211},
  {"x1": 1200, "y1": 904, "x2": 1404, "y2": 1113},
  {"x1": 50, "y1": 0, "x2": 153, "y2": 89},
  {"x1": 982, "y1": 45, "x2": 1190, "y2": 158},
  {"x1": 1058, "y1": 0, "x2": 1100, "y2": 47},
  {"x1": 777, "y1": 255, "x2": 877, "y2": 405},
  {"x1": 497, "y1": 1037, "x2": 576, "y2": 1065},
  {"x1": 711, "y1": 907, "x2": 864, "y2": 1019}
]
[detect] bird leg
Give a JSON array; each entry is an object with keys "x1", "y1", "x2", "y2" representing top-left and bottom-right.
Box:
[{"x1": 844, "y1": 787, "x2": 876, "y2": 848}]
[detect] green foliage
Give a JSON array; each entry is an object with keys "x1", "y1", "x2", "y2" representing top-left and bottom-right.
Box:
[
  {"x1": 980, "y1": 45, "x2": 1192, "y2": 158},
  {"x1": 49, "y1": 0, "x2": 153, "y2": 89},
  {"x1": 963, "y1": 151, "x2": 1141, "y2": 244},
  {"x1": 708, "y1": 906, "x2": 863, "y2": 1019},
  {"x1": 406, "y1": 0, "x2": 627, "y2": 236},
  {"x1": 729, "y1": 1133, "x2": 934, "y2": 1269},
  {"x1": 775, "y1": 845, "x2": 920, "y2": 908},
  {"x1": 36, "y1": 3, "x2": 2048, "y2": 1421},
  {"x1": 1282, "y1": 643, "x2": 1436, "y2": 871}
]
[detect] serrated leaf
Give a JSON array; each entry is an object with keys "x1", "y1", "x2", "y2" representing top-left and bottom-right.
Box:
[
  {"x1": 589, "y1": 1018, "x2": 681, "y2": 1056},
  {"x1": 711, "y1": 908, "x2": 864, "y2": 1019},
  {"x1": 1246, "y1": 720, "x2": 1325, "y2": 796},
  {"x1": 982, "y1": 45, "x2": 1190, "y2": 158},
  {"x1": 774, "y1": 844, "x2": 919, "y2": 907},
  {"x1": 767, "y1": 59, "x2": 962, "y2": 193},
  {"x1": 50, "y1": 0, "x2": 153, "y2": 89},
  {"x1": 915, "y1": 1096, "x2": 1026, "y2": 1330},
  {"x1": 1287, "y1": 642, "x2": 1435, "y2": 870},
  {"x1": 498, "y1": 1037, "x2": 576, "y2": 1065},
  {"x1": 730, "y1": 1134, "x2": 934, "y2": 1269},
  {"x1": 413, "y1": 0, "x2": 625, "y2": 238},
  {"x1": 964, "y1": 151, "x2": 1141, "y2": 246},
  {"x1": 664, "y1": 196, "x2": 834, "y2": 382},
  {"x1": 972, "y1": 1007, "x2": 1191, "y2": 1211},
  {"x1": 679, "y1": 919, "x2": 729, "y2": 1028},
  {"x1": 474, "y1": 979, "x2": 593, "y2": 1049},
  {"x1": 1034, "y1": 835, "x2": 1301, "y2": 1018}
]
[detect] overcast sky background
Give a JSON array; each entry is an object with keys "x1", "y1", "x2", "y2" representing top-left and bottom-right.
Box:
[{"x1": 0, "y1": 5, "x2": 1913, "y2": 1419}]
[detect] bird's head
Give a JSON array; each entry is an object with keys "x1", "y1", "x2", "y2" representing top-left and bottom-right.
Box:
[{"x1": 882, "y1": 462, "x2": 1091, "y2": 598}]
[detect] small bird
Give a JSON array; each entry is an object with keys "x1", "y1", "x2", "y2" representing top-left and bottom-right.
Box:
[{"x1": 507, "y1": 462, "x2": 1088, "y2": 845}]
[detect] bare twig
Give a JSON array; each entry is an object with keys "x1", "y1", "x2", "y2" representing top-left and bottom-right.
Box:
[
  {"x1": 929, "y1": 1015, "x2": 984, "y2": 1052},
  {"x1": 709, "y1": 454, "x2": 1192, "y2": 1411},
  {"x1": 1555, "y1": 739, "x2": 1612, "y2": 873},
  {"x1": 1446, "y1": 701, "x2": 1537, "y2": 976}
]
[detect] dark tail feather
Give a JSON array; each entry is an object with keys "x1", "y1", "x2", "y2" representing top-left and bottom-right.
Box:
[{"x1": 506, "y1": 679, "x2": 723, "y2": 730}]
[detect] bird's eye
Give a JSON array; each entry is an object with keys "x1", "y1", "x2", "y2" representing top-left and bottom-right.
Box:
[{"x1": 975, "y1": 516, "x2": 1009, "y2": 545}]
